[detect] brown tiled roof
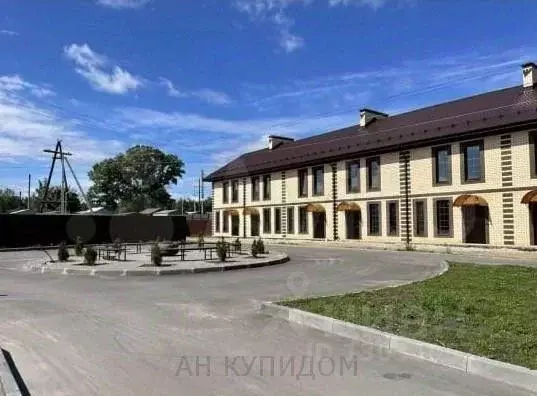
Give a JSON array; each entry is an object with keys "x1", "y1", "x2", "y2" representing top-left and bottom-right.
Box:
[{"x1": 205, "y1": 85, "x2": 537, "y2": 182}]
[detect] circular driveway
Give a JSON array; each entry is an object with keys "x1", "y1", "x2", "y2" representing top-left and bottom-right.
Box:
[{"x1": 0, "y1": 246, "x2": 533, "y2": 395}]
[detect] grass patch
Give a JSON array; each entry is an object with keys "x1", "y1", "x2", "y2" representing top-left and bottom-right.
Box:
[{"x1": 281, "y1": 263, "x2": 537, "y2": 368}]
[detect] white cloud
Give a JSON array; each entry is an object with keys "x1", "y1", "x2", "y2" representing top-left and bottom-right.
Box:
[
  {"x1": 0, "y1": 30, "x2": 18, "y2": 36},
  {"x1": 280, "y1": 31, "x2": 304, "y2": 53},
  {"x1": 96, "y1": 0, "x2": 150, "y2": 9},
  {"x1": 64, "y1": 43, "x2": 143, "y2": 94},
  {"x1": 192, "y1": 89, "x2": 233, "y2": 105},
  {"x1": 159, "y1": 77, "x2": 185, "y2": 98},
  {"x1": 0, "y1": 74, "x2": 124, "y2": 165},
  {"x1": 234, "y1": 0, "x2": 396, "y2": 52},
  {"x1": 159, "y1": 78, "x2": 232, "y2": 105},
  {"x1": 0, "y1": 75, "x2": 55, "y2": 98}
]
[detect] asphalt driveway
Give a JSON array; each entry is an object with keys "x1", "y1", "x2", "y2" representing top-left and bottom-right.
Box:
[{"x1": 0, "y1": 246, "x2": 534, "y2": 395}]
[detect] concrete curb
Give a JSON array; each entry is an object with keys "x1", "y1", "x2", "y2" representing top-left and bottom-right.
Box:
[
  {"x1": 260, "y1": 263, "x2": 537, "y2": 392},
  {"x1": 0, "y1": 349, "x2": 23, "y2": 396},
  {"x1": 30, "y1": 254, "x2": 290, "y2": 277}
]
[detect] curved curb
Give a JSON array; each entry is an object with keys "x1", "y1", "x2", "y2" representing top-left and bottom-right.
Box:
[
  {"x1": 0, "y1": 349, "x2": 23, "y2": 396},
  {"x1": 28, "y1": 254, "x2": 290, "y2": 277},
  {"x1": 259, "y1": 260, "x2": 537, "y2": 393}
]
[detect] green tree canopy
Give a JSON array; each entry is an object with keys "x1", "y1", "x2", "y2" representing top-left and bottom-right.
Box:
[
  {"x1": 34, "y1": 179, "x2": 84, "y2": 213},
  {"x1": 88, "y1": 145, "x2": 184, "y2": 212},
  {"x1": 0, "y1": 188, "x2": 24, "y2": 213}
]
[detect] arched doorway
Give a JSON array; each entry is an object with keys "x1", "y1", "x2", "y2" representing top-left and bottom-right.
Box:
[
  {"x1": 521, "y1": 190, "x2": 537, "y2": 245},
  {"x1": 226, "y1": 209, "x2": 240, "y2": 236},
  {"x1": 305, "y1": 204, "x2": 326, "y2": 239},
  {"x1": 453, "y1": 195, "x2": 489, "y2": 244},
  {"x1": 244, "y1": 207, "x2": 260, "y2": 237},
  {"x1": 337, "y1": 201, "x2": 361, "y2": 240}
]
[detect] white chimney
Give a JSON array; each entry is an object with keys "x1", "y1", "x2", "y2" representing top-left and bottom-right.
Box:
[
  {"x1": 522, "y1": 62, "x2": 537, "y2": 88},
  {"x1": 268, "y1": 135, "x2": 294, "y2": 150},
  {"x1": 360, "y1": 108, "x2": 388, "y2": 127}
]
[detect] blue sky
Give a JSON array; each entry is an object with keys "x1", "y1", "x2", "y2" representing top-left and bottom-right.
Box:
[{"x1": 1, "y1": 0, "x2": 537, "y2": 200}]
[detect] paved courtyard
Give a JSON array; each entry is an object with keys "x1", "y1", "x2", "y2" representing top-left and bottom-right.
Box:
[{"x1": 0, "y1": 245, "x2": 535, "y2": 395}]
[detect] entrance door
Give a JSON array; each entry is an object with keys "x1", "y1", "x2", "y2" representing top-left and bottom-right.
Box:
[
  {"x1": 251, "y1": 214, "x2": 260, "y2": 237},
  {"x1": 463, "y1": 206, "x2": 488, "y2": 244},
  {"x1": 345, "y1": 211, "x2": 361, "y2": 239},
  {"x1": 313, "y1": 212, "x2": 326, "y2": 239},
  {"x1": 231, "y1": 215, "x2": 240, "y2": 236},
  {"x1": 531, "y1": 203, "x2": 537, "y2": 245}
]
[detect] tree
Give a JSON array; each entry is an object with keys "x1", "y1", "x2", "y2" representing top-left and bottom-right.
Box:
[
  {"x1": 175, "y1": 197, "x2": 212, "y2": 214},
  {"x1": 0, "y1": 188, "x2": 23, "y2": 213},
  {"x1": 88, "y1": 145, "x2": 184, "y2": 212},
  {"x1": 33, "y1": 179, "x2": 83, "y2": 213}
]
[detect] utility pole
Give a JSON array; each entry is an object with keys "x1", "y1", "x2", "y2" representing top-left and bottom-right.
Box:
[
  {"x1": 201, "y1": 170, "x2": 204, "y2": 215},
  {"x1": 27, "y1": 173, "x2": 31, "y2": 210},
  {"x1": 198, "y1": 177, "x2": 201, "y2": 214},
  {"x1": 41, "y1": 140, "x2": 93, "y2": 214}
]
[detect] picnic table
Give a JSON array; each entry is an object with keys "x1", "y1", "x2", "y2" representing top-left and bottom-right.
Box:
[{"x1": 98, "y1": 244, "x2": 127, "y2": 261}]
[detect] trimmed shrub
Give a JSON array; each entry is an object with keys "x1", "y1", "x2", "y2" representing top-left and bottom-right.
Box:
[
  {"x1": 74, "y1": 236, "x2": 84, "y2": 256},
  {"x1": 256, "y1": 238, "x2": 265, "y2": 254},
  {"x1": 251, "y1": 239, "x2": 259, "y2": 258},
  {"x1": 113, "y1": 237, "x2": 122, "y2": 250},
  {"x1": 57, "y1": 241, "x2": 69, "y2": 262},
  {"x1": 234, "y1": 238, "x2": 241, "y2": 252},
  {"x1": 151, "y1": 242, "x2": 162, "y2": 266},
  {"x1": 84, "y1": 247, "x2": 97, "y2": 265},
  {"x1": 216, "y1": 238, "x2": 228, "y2": 262}
]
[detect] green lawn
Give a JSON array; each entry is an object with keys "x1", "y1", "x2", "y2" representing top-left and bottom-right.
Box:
[{"x1": 281, "y1": 263, "x2": 537, "y2": 368}]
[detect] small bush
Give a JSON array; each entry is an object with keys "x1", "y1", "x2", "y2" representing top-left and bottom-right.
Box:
[
  {"x1": 74, "y1": 236, "x2": 84, "y2": 256},
  {"x1": 234, "y1": 238, "x2": 241, "y2": 252},
  {"x1": 198, "y1": 233, "x2": 205, "y2": 248},
  {"x1": 57, "y1": 241, "x2": 70, "y2": 262},
  {"x1": 151, "y1": 242, "x2": 162, "y2": 266},
  {"x1": 256, "y1": 238, "x2": 265, "y2": 254},
  {"x1": 216, "y1": 238, "x2": 228, "y2": 262},
  {"x1": 251, "y1": 240, "x2": 259, "y2": 258},
  {"x1": 113, "y1": 237, "x2": 122, "y2": 250},
  {"x1": 84, "y1": 247, "x2": 97, "y2": 265}
]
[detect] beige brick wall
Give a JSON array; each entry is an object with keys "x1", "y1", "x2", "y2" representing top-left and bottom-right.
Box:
[{"x1": 212, "y1": 130, "x2": 537, "y2": 247}]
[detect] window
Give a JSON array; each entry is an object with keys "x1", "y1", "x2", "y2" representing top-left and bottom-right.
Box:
[
  {"x1": 298, "y1": 169, "x2": 308, "y2": 197},
  {"x1": 530, "y1": 132, "x2": 537, "y2": 177},
  {"x1": 366, "y1": 157, "x2": 381, "y2": 191},
  {"x1": 222, "y1": 182, "x2": 229, "y2": 203},
  {"x1": 263, "y1": 208, "x2": 271, "y2": 233},
  {"x1": 287, "y1": 207, "x2": 295, "y2": 234},
  {"x1": 346, "y1": 160, "x2": 360, "y2": 193},
  {"x1": 275, "y1": 208, "x2": 282, "y2": 234},
  {"x1": 231, "y1": 180, "x2": 239, "y2": 203},
  {"x1": 461, "y1": 140, "x2": 484, "y2": 182},
  {"x1": 387, "y1": 201, "x2": 398, "y2": 236},
  {"x1": 263, "y1": 175, "x2": 271, "y2": 200},
  {"x1": 434, "y1": 199, "x2": 452, "y2": 237},
  {"x1": 251, "y1": 176, "x2": 260, "y2": 201},
  {"x1": 367, "y1": 202, "x2": 381, "y2": 236},
  {"x1": 414, "y1": 200, "x2": 427, "y2": 237},
  {"x1": 251, "y1": 214, "x2": 260, "y2": 236},
  {"x1": 432, "y1": 145, "x2": 452, "y2": 185},
  {"x1": 223, "y1": 211, "x2": 229, "y2": 233},
  {"x1": 215, "y1": 211, "x2": 220, "y2": 233},
  {"x1": 299, "y1": 206, "x2": 308, "y2": 234},
  {"x1": 313, "y1": 166, "x2": 324, "y2": 196}
]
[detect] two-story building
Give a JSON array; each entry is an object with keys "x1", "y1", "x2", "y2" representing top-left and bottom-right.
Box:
[{"x1": 205, "y1": 63, "x2": 537, "y2": 248}]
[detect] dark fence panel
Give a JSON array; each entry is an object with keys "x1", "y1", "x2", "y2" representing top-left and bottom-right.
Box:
[
  {"x1": 0, "y1": 214, "x2": 190, "y2": 248},
  {"x1": 187, "y1": 218, "x2": 212, "y2": 236}
]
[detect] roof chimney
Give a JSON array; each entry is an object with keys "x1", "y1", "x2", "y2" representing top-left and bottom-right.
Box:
[
  {"x1": 522, "y1": 62, "x2": 537, "y2": 88},
  {"x1": 360, "y1": 108, "x2": 388, "y2": 127},
  {"x1": 268, "y1": 135, "x2": 294, "y2": 150}
]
